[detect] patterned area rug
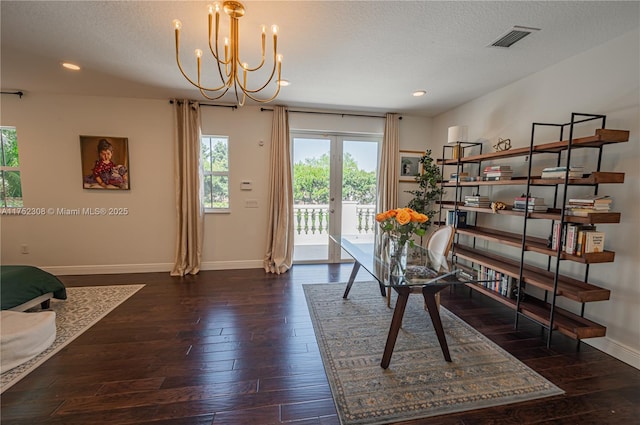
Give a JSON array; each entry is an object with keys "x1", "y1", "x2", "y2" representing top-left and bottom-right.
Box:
[
  {"x1": 1, "y1": 284, "x2": 144, "y2": 393},
  {"x1": 304, "y1": 282, "x2": 564, "y2": 425}
]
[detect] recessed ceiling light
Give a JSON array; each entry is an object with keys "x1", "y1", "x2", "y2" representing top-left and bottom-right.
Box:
[
  {"x1": 278, "y1": 79, "x2": 290, "y2": 87},
  {"x1": 62, "y1": 62, "x2": 81, "y2": 71},
  {"x1": 412, "y1": 90, "x2": 426, "y2": 97}
]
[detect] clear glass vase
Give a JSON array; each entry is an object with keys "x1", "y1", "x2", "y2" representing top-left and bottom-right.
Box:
[{"x1": 388, "y1": 235, "x2": 408, "y2": 278}]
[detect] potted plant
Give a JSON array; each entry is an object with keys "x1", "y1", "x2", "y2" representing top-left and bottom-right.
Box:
[{"x1": 404, "y1": 149, "x2": 444, "y2": 244}]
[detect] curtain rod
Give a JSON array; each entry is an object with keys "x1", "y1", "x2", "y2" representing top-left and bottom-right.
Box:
[
  {"x1": 1, "y1": 91, "x2": 24, "y2": 98},
  {"x1": 260, "y1": 107, "x2": 401, "y2": 120},
  {"x1": 168, "y1": 101, "x2": 399, "y2": 118},
  {"x1": 169, "y1": 100, "x2": 237, "y2": 110}
]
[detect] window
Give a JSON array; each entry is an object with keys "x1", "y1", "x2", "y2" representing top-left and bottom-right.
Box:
[
  {"x1": 201, "y1": 135, "x2": 229, "y2": 211},
  {"x1": 1, "y1": 127, "x2": 22, "y2": 207}
]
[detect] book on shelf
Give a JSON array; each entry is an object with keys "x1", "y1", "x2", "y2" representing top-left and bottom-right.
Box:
[
  {"x1": 512, "y1": 202, "x2": 548, "y2": 212},
  {"x1": 513, "y1": 195, "x2": 546, "y2": 204},
  {"x1": 464, "y1": 195, "x2": 491, "y2": 208},
  {"x1": 567, "y1": 194, "x2": 612, "y2": 206},
  {"x1": 565, "y1": 207, "x2": 611, "y2": 217},
  {"x1": 449, "y1": 176, "x2": 473, "y2": 182},
  {"x1": 484, "y1": 176, "x2": 513, "y2": 181},
  {"x1": 540, "y1": 166, "x2": 584, "y2": 179},
  {"x1": 565, "y1": 224, "x2": 579, "y2": 255},
  {"x1": 567, "y1": 224, "x2": 597, "y2": 256},
  {"x1": 551, "y1": 221, "x2": 562, "y2": 251},
  {"x1": 464, "y1": 196, "x2": 490, "y2": 202},
  {"x1": 476, "y1": 265, "x2": 518, "y2": 299},
  {"x1": 484, "y1": 170, "x2": 514, "y2": 176},
  {"x1": 483, "y1": 165, "x2": 512, "y2": 172},
  {"x1": 584, "y1": 231, "x2": 605, "y2": 253}
]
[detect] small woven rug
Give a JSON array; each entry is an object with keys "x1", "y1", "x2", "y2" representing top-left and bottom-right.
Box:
[
  {"x1": 304, "y1": 282, "x2": 564, "y2": 425},
  {"x1": 1, "y1": 284, "x2": 144, "y2": 393}
]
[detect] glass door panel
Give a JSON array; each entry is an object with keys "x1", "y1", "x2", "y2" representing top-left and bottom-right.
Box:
[
  {"x1": 340, "y1": 139, "x2": 379, "y2": 260},
  {"x1": 292, "y1": 136, "x2": 331, "y2": 262}
]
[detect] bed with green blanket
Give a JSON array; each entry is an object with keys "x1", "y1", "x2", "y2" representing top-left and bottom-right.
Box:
[{"x1": 0, "y1": 266, "x2": 67, "y2": 311}]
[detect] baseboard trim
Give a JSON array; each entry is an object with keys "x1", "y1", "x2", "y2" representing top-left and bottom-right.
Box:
[
  {"x1": 43, "y1": 260, "x2": 264, "y2": 275},
  {"x1": 43, "y1": 263, "x2": 174, "y2": 275},
  {"x1": 584, "y1": 337, "x2": 640, "y2": 370}
]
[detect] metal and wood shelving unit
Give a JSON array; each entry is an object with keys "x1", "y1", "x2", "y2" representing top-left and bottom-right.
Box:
[{"x1": 437, "y1": 113, "x2": 629, "y2": 346}]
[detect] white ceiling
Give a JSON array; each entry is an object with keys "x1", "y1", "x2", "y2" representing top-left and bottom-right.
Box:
[{"x1": 1, "y1": 1, "x2": 638, "y2": 117}]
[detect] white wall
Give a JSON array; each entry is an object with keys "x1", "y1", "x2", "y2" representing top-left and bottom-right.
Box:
[
  {"x1": 430, "y1": 29, "x2": 640, "y2": 367},
  {"x1": 0, "y1": 98, "x2": 431, "y2": 272},
  {"x1": 0, "y1": 94, "x2": 176, "y2": 273}
]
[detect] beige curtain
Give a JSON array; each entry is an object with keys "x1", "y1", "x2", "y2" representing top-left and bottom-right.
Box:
[
  {"x1": 171, "y1": 100, "x2": 204, "y2": 276},
  {"x1": 377, "y1": 113, "x2": 400, "y2": 213},
  {"x1": 264, "y1": 105, "x2": 294, "y2": 274}
]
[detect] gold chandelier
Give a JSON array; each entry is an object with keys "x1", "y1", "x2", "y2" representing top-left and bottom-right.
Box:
[{"x1": 172, "y1": 1, "x2": 283, "y2": 106}]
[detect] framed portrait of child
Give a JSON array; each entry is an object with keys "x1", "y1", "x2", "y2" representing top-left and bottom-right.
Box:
[{"x1": 80, "y1": 135, "x2": 130, "y2": 190}]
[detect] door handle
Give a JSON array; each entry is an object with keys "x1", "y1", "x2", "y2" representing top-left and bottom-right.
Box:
[{"x1": 330, "y1": 209, "x2": 335, "y2": 213}]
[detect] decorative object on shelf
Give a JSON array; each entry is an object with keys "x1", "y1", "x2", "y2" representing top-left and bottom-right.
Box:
[
  {"x1": 493, "y1": 137, "x2": 512, "y2": 152},
  {"x1": 447, "y1": 125, "x2": 468, "y2": 159},
  {"x1": 398, "y1": 150, "x2": 424, "y2": 182},
  {"x1": 491, "y1": 201, "x2": 507, "y2": 213},
  {"x1": 376, "y1": 208, "x2": 429, "y2": 277},
  {"x1": 172, "y1": 1, "x2": 283, "y2": 105}
]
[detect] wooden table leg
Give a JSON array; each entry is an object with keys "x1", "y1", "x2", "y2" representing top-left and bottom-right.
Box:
[
  {"x1": 422, "y1": 285, "x2": 452, "y2": 362},
  {"x1": 380, "y1": 287, "x2": 410, "y2": 369},
  {"x1": 342, "y1": 262, "x2": 361, "y2": 299}
]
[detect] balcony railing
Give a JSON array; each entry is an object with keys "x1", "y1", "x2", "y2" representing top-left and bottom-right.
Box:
[{"x1": 294, "y1": 203, "x2": 376, "y2": 235}]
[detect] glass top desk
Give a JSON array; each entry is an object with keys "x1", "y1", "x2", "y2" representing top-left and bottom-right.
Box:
[{"x1": 330, "y1": 234, "x2": 473, "y2": 369}]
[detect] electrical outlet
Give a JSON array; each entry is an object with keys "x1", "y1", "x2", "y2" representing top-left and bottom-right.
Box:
[
  {"x1": 245, "y1": 199, "x2": 259, "y2": 208},
  {"x1": 21, "y1": 244, "x2": 29, "y2": 254}
]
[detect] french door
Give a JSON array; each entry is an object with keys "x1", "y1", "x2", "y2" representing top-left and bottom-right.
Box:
[{"x1": 291, "y1": 132, "x2": 380, "y2": 263}]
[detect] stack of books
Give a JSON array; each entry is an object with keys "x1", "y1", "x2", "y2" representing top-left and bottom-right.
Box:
[
  {"x1": 464, "y1": 195, "x2": 491, "y2": 208},
  {"x1": 540, "y1": 166, "x2": 584, "y2": 179},
  {"x1": 565, "y1": 194, "x2": 612, "y2": 216},
  {"x1": 449, "y1": 172, "x2": 472, "y2": 183},
  {"x1": 483, "y1": 165, "x2": 513, "y2": 181},
  {"x1": 512, "y1": 196, "x2": 548, "y2": 212},
  {"x1": 560, "y1": 224, "x2": 605, "y2": 255}
]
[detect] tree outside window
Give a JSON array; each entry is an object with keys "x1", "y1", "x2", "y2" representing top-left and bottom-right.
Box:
[
  {"x1": 201, "y1": 135, "x2": 229, "y2": 210},
  {"x1": 1, "y1": 127, "x2": 22, "y2": 207},
  {"x1": 293, "y1": 152, "x2": 375, "y2": 205}
]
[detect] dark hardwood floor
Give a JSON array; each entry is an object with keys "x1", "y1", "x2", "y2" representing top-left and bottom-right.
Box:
[{"x1": 1, "y1": 264, "x2": 638, "y2": 424}]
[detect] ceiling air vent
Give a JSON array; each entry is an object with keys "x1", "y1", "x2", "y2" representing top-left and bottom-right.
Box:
[{"x1": 490, "y1": 26, "x2": 540, "y2": 48}]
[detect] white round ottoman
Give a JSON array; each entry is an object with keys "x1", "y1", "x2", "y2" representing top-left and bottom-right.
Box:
[{"x1": 1, "y1": 310, "x2": 56, "y2": 373}]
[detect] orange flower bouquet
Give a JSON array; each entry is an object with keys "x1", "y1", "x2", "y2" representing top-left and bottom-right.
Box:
[
  {"x1": 375, "y1": 208, "x2": 429, "y2": 277},
  {"x1": 375, "y1": 207, "x2": 429, "y2": 247}
]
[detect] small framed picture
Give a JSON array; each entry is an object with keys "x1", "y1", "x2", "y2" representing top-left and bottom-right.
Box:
[
  {"x1": 399, "y1": 150, "x2": 424, "y2": 182},
  {"x1": 80, "y1": 135, "x2": 130, "y2": 190}
]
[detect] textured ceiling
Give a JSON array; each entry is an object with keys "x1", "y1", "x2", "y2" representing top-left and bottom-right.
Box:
[{"x1": 1, "y1": 1, "x2": 638, "y2": 116}]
